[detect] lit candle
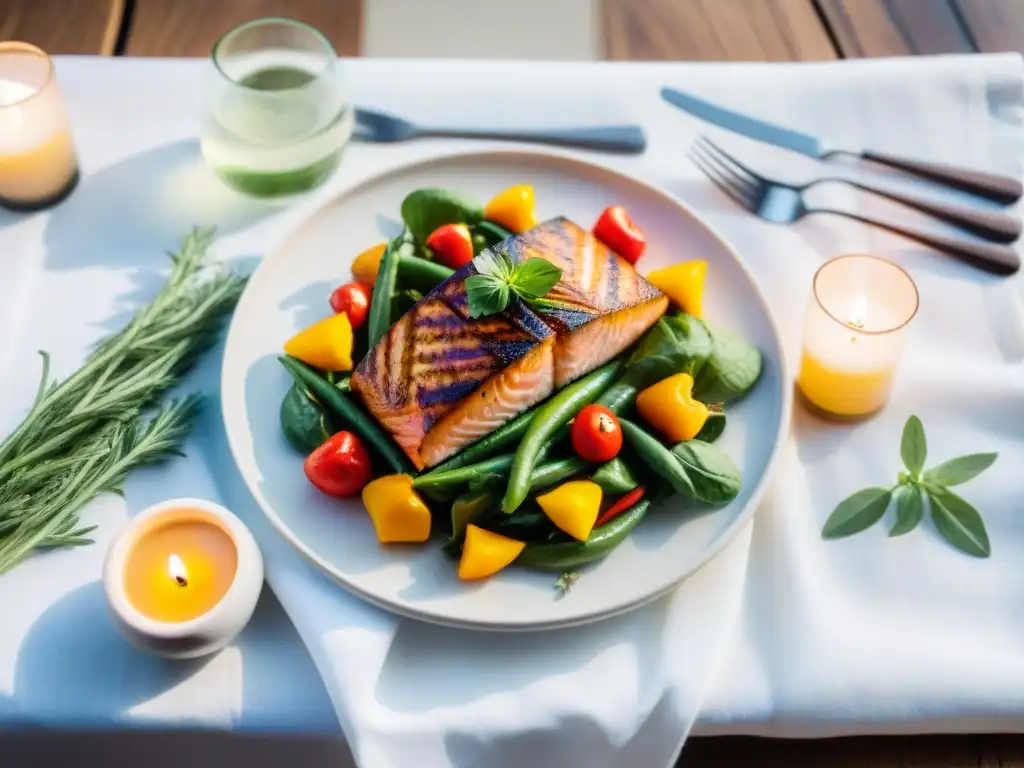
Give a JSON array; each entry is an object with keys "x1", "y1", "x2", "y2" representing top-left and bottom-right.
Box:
[
  {"x1": 104, "y1": 498, "x2": 263, "y2": 659},
  {"x1": 797, "y1": 254, "x2": 919, "y2": 420},
  {"x1": 0, "y1": 42, "x2": 79, "y2": 211}
]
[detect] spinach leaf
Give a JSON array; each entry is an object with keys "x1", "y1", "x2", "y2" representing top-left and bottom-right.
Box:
[
  {"x1": 400, "y1": 188, "x2": 484, "y2": 245},
  {"x1": 279, "y1": 383, "x2": 335, "y2": 455},
  {"x1": 670, "y1": 440, "x2": 741, "y2": 505},
  {"x1": 692, "y1": 319, "x2": 762, "y2": 403},
  {"x1": 591, "y1": 457, "x2": 640, "y2": 494},
  {"x1": 695, "y1": 404, "x2": 726, "y2": 443},
  {"x1": 626, "y1": 315, "x2": 713, "y2": 390}
]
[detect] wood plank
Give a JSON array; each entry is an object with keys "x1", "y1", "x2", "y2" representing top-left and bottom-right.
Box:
[
  {"x1": 0, "y1": 0, "x2": 124, "y2": 55},
  {"x1": 956, "y1": 0, "x2": 1024, "y2": 53},
  {"x1": 678, "y1": 734, "x2": 1004, "y2": 766},
  {"x1": 602, "y1": 0, "x2": 836, "y2": 61},
  {"x1": 126, "y1": 0, "x2": 362, "y2": 57},
  {"x1": 815, "y1": 0, "x2": 977, "y2": 57}
]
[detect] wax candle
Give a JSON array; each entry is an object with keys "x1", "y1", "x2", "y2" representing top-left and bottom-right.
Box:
[
  {"x1": 797, "y1": 255, "x2": 919, "y2": 420},
  {"x1": 0, "y1": 42, "x2": 79, "y2": 211},
  {"x1": 104, "y1": 499, "x2": 263, "y2": 659}
]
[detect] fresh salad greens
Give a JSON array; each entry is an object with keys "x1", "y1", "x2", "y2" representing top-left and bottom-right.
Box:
[{"x1": 278, "y1": 183, "x2": 765, "y2": 584}]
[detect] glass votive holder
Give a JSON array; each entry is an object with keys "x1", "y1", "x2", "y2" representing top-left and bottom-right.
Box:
[
  {"x1": 796, "y1": 254, "x2": 919, "y2": 421},
  {"x1": 199, "y1": 17, "x2": 354, "y2": 198},
  {"x1": 0, "y1": 42, "x2": 79, "y2": 211}
]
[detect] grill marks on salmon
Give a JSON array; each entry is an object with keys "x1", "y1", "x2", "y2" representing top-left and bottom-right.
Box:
[
  {"x1": 419, "y1": 338, "x2": 554, "y2": 468},
  {"x1": 351, "y1": 216, "x2": 667, "y2": 468},
  {"x1": 509, "y1": 217, "x2": 668, "y2": 386},
  {"x1": 351, "y1": 275, "x2": 554, "y2": 470}
]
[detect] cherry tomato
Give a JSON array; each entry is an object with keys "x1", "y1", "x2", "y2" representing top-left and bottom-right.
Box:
[
  {"x1": 303, "y1": 431, "x2": 373, "y2": 497},
  {"x1": 570, "y1": 404, "x2": 623, "y2": 462},
  {"x1": 425, "y1": 223, "x2": 474, "y2": 269},
  {"x1": 329, "y1": 281, "x2": 371, "y2": 329},
  {"x1": 593, "y1": 206, "x2": 646, "y2": 264}
]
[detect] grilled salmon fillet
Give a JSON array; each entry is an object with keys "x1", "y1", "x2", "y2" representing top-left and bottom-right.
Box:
[
  {"x1": 508, "y1": 217, "x2": 669, "y2": 387},
  {"x1": 351, "y1": 217, "x2": 666, "y2": 469},
  {"x1": 351, "y1": 270, "x2": 555, "y2": 470}
]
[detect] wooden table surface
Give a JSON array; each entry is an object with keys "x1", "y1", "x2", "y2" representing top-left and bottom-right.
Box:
[{"x1": 2, "y1": 0, "x2": 1022, "y2": 766}]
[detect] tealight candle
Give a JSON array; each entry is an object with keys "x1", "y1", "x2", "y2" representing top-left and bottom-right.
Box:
[
  {"x1": 0, "y1": 42, "x2": 79, "y2": 211},
  {"x1": 104, "y1": 498, "x2": 263, "y2": 659},
  {"x1": 797, "y1": 254, "x2": 919, "y2": 420}
]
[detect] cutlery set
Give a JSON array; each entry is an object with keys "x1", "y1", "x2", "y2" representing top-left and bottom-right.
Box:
[{"x1": 356, "y1": 88, "x2": 1021, "y2": 275}]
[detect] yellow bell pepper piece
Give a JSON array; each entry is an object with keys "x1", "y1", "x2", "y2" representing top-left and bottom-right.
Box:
[
  {"x1": 362, "y1": 474, "x2": 431, "y2": 544},
  {"x1": 635, "y1": 372, "x2": 708, "y2": 443},
  {"x1": 458, "y1": 524, "x2": 525, "y2": 580},
  {"x1": 284, "y1": 312, "x2": 354, "y2": 371},
  {"x1": 483, "y1": 184, "x2": 538, "y2": 234},
  {"x1": 536, "y1": 480, "x2": 602, "y2": 542},
  {"x1": 644, "y1": 260, "x2": 707, "y2": 317},
  {"x1": 352, "y1": 241, "x2": 388, "y2": 285}
]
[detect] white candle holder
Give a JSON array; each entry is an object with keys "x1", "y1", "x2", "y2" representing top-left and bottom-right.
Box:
[
  {"x1": 103, "y1": 498, "x2": 264, "y2": 659},
  {"x1": 0, "y1": 42, "x2": 79, "y2": 211},
  {"x1": 797, "y1": 254, "x2": 919, "y2": 420}
]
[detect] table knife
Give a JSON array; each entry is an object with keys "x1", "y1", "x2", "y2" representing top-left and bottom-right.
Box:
[{"x1": 661, "y1": 86, "x2": 1022, "y2": 205}]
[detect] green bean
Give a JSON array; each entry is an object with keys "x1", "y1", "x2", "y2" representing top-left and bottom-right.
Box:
[
  {"x1": 367, "y1": 230, "x2": 410, "y2": 348},
  {"x1": 515, "y1": 499, "x2": 651, "y2": 571},
  {"x1": 474, "y1": 220, "x2": 514, "y2": 245},
  {"x1": 502, "y1": 359, "x2": 623, "y2": 513},
  {"x1": 595, "y1": 367, "x2": 646, "y2": 414},
  {"x1": 425, "y1": 402, "x2": 542, "y2": 474},
  {"x1": 618, "y1": 418, "x2": 694, "y2": 498},
  {"x1": 278, "y1": 355, "x2": 414, "y2": 475},
  {"x1": 529, "y1": 456, "x2": 590, "y2": 491},
  {"x1": 397, "y1": 254, "x2": 454, "y2": 293},
  {"x1": 413, "y1": 454, "x2": 515, "y2": 493}
]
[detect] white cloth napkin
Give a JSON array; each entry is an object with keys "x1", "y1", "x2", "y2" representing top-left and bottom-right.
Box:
[{"x1": 0, "y1": 53, "x2": 1021, "y2": 766}]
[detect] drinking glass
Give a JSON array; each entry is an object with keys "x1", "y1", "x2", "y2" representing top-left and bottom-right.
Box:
[{"x1": 200, "y1": 17, "x2": 353, "y2": 197}]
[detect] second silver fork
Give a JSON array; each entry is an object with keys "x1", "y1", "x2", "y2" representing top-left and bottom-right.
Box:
[{"x1": 690, "y1": 136, "x2": 1020, "y2": 276}]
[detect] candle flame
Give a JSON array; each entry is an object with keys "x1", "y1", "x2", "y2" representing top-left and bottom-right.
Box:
[
  {"x1": 168, "y1": 554, "x2": 188, "y2": 587},
  {"x1": 847, "y1": 295, "x2": 868, "y2": 330}
]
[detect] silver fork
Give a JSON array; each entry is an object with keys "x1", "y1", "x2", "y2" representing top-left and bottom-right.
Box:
[{"x1": 690, "y1": 136, "x2": 1021, "y2": 276}]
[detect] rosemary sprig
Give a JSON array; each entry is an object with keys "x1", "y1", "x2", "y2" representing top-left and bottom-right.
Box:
[{"x1": 0, "y1": 227, "x2": 246, "y2": 573}]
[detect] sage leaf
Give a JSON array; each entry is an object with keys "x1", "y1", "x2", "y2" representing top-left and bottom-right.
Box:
[
  {"x1": 692, "y1": 319, "x2": 763, "y2": 404},
  {"x1": 670, "y1": 439, "x2": 741, "y2": 505},
  {"x1": 889, "y1": 483, "x2": 924, "y2": 537},
  {"x1": 928, "y1": 487, "x2": 991, "y2": 558},
  {"x1": 900, "y1": 415, "x2": 927, "y2": 478},
  {"x1": 822, "y1": 487, "x2": 892, "y2": 539},
  {"x1": 923, "y1": 453, "x2": 998, "y2": 487}
]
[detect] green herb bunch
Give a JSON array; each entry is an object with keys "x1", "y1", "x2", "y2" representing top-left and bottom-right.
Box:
[
  {"x1": 0, "y1": 227, "x2": 246, "y2": 573},
  {"x1": 466, "y1": 250, "x2": 563, "y2": 318},
  {"x1": 822, "y1": 415, "x2": 998, "y2": 557}
]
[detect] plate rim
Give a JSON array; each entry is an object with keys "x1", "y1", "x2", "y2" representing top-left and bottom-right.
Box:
[{"x1": 221, "y1": 146, "x2": 792, "y2": 632}]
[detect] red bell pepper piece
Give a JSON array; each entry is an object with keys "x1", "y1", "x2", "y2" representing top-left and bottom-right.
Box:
[
  {"x1": 425, "y1": 223, "x2": 475, "y2": 269},
  {"x1": 593, "y1": 206, "x2": 646, "y2": 264},
  {"x1": 595, "y1": 485, "x2": 646, "y2": 527}
]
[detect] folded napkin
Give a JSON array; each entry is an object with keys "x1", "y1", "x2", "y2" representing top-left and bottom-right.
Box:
[{"x1": 0, "y1": 53, "x2": 1021, "y2": 767}]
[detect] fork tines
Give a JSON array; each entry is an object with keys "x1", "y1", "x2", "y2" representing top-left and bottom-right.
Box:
[{"x1": 688, "y1": 135, "x2": 760, "y2": 211}]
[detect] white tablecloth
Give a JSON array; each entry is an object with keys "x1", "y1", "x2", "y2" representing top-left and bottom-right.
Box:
[{"x1": 1, "y1": 54, "x2": 1022, "y2": 765}]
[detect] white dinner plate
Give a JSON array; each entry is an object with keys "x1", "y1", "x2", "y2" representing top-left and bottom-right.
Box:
[{"x1": 221, "y1": 149, "x2": 790, "y2": 631}]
